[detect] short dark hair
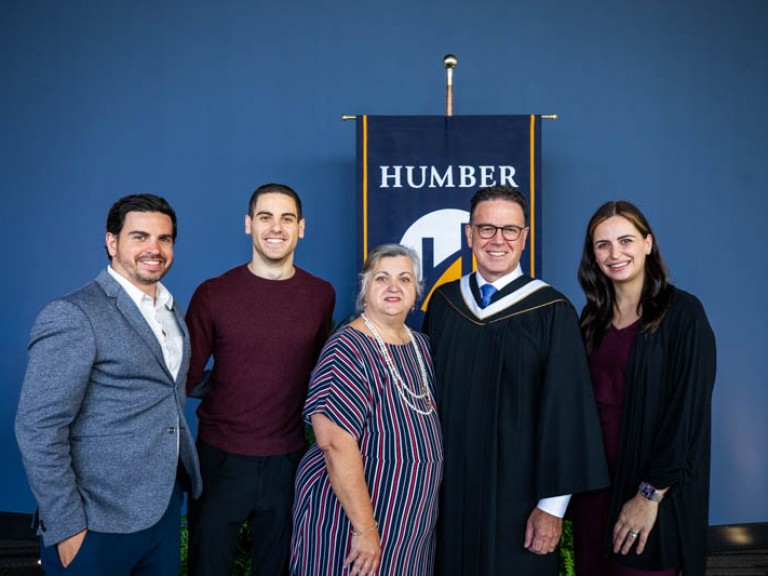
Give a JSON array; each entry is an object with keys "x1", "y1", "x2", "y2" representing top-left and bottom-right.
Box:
[
  {"x1": 248, "y1": 183, "x2": 303, "y2": 220},
  {"x1": 105, "y1": 194, "x2": 177, "y2": 258},
  {"x1": 469, "y1": 185, "x2": 528, "y2": 222}
]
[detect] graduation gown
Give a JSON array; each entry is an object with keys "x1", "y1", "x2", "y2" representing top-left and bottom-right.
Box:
[
  {"x1": 423, "y1": 274, "x2": 609, "y2": 575},
  {"x1": 604, "y1": 287, "x2": 716, "y2": 575}
]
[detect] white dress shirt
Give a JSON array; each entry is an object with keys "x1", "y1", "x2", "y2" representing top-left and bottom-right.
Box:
[{"x1": 107, "y1": 266, "x2": 183, "y2": 380}]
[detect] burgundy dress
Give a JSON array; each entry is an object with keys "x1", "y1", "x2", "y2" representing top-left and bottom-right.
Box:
[{"x1": 572, "y1": 321, "x2": 677, "y2": 576}]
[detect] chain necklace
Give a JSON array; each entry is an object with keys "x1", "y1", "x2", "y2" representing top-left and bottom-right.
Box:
[{"x1": 361, "y1": 313, "x2": 434, "y2": 415}]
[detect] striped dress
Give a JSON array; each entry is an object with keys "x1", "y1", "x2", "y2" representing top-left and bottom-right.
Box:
[{"x1": 290, "y1": 325, "x2": 443, "y2": 576}]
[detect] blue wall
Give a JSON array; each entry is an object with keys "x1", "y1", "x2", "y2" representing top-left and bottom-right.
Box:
[{"x1": 2, "y1": 1, "x2": 766, "y2": 526}]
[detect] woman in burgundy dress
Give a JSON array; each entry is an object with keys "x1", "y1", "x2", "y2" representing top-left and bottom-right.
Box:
[{"x1": 572, "y1": 201, "x2": 716, "y2": 576}]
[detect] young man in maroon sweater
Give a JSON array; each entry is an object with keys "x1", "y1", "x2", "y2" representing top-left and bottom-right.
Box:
[{"x1": 185, "y1": 183, "x2": 335, "y2": 576}]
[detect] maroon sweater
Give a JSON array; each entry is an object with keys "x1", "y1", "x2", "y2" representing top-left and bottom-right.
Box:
[{"x1": 186, "y1": 265, "x2": 335, "y2": 456}]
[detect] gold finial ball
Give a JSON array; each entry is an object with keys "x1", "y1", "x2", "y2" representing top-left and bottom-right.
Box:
[{"x1": 443, "y1": 54, "x2": 458, "y2": 69}]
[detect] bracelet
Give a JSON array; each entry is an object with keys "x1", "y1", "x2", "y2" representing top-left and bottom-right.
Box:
[{"x1": 351, "y1": 521, "x2": 378, "y2": 537}]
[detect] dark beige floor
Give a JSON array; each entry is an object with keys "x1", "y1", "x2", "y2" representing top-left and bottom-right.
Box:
[{"x1": 707, "y1": 549, "x2": 768, "y2": 575}]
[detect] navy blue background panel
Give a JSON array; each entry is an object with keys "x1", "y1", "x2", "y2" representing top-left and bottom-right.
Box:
[{"x1": 1, "y1": 1, "x2": 766, "y2": 525}]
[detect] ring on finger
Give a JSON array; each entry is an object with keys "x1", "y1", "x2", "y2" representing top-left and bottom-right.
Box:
[{"x1": 628, "y1": 530, "x2": 639, "y2": 538}]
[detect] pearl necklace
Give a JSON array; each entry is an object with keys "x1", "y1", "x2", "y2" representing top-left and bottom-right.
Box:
[{"x1": 361, "y1": 313, "x2": 434, "y2": 416}]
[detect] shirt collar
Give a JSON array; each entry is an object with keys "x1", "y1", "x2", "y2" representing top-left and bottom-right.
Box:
[
  {"x1": 107, "y1": 266, "x2": 174, "y2": 310},
  {"x1": 476, "y1": 263, "x2": 524, "y2": 291}
]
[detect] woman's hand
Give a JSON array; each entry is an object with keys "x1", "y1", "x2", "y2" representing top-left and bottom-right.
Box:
[
  {"x1": 312, "y1": 413, "x2": 380, "y2": 574},
  {"x1": 344, "y1": 526, "x2": 381, "y2": 575},
  {"x1": 612, "y1": 492, "x2": 661, "y2": 555}
]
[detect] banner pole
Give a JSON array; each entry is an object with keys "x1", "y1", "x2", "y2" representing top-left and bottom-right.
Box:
[{"x1": 444, "y1": 54, "x2": 458, "y2": 116}]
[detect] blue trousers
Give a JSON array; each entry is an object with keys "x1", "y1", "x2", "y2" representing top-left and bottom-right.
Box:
[{"x1": 40, "y1": 483, "x2": 183, "y2": 576}]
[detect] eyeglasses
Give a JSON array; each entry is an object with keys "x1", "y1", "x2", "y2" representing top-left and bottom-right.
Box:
[{"x1": 472, "y1": 224, "x2": 527, "y2": 241}]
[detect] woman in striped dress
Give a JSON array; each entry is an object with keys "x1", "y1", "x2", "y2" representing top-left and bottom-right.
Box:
[{"x1": 290, "y1": 244, "x2": 443, "y2": 576}]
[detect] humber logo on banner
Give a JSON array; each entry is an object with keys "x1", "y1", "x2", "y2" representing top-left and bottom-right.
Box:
[{"x1": 356, "y1": 115, "x2": 542, "y2": 328}]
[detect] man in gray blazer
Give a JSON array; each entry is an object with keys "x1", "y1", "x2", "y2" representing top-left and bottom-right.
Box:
[{"x1": 15, "y1": 193, "x2": 202, "y2": 576}]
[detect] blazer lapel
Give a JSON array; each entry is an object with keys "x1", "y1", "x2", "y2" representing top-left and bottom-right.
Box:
[
  {"x1": 172, "y1": 302, "x2": 191, "y2": 386},
  {"x1": 96, "y1": 270, "x2": 175, "y2": 383}
]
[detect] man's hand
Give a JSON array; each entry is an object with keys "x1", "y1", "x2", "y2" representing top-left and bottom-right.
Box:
[
  {"x1": 524, "y1": 507, "x2": 562, "y2": 555},
  {"x1": 57, "y1": 529, "x2": 87, "y2": 568}
]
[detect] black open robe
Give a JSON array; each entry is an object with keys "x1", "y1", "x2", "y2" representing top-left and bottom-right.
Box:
[
  {"x1": 424, "y1": 274, "x2": 609, "y2": 575},
  {"x1": 601, "y1": 287, "x2": 716, "y2": 575}
]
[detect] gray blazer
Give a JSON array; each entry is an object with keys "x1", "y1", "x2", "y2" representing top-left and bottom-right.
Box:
[{"x1": 15, "y1": 270, "x2": 202, "y2": 547}]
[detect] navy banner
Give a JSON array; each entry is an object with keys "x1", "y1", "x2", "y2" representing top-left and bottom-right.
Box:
[{"x1": 356, "y1": 115, "x2": 543, "y2": 326}]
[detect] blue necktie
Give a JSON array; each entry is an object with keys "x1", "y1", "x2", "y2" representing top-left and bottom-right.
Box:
[{"x1": 480, "y1": 284, "x2": 498, "y2": 308}]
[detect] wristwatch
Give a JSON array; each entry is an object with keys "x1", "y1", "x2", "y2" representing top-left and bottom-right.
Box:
[{"x1": 639, "y1": 481, "x2": 664, "y2": 502}]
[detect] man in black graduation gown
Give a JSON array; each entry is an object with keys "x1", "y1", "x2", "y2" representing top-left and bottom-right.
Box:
[{"x1": 423, "y1": 186, "x2": 609, "y2": 575}]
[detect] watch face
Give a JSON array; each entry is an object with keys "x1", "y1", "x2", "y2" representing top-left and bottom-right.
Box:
[
  {"x1": 641, "y1": 484, "x2": 654, "y2": 498},
  {"x1": 640, "y1": 482, "x2": 660, "y2": 501}
]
